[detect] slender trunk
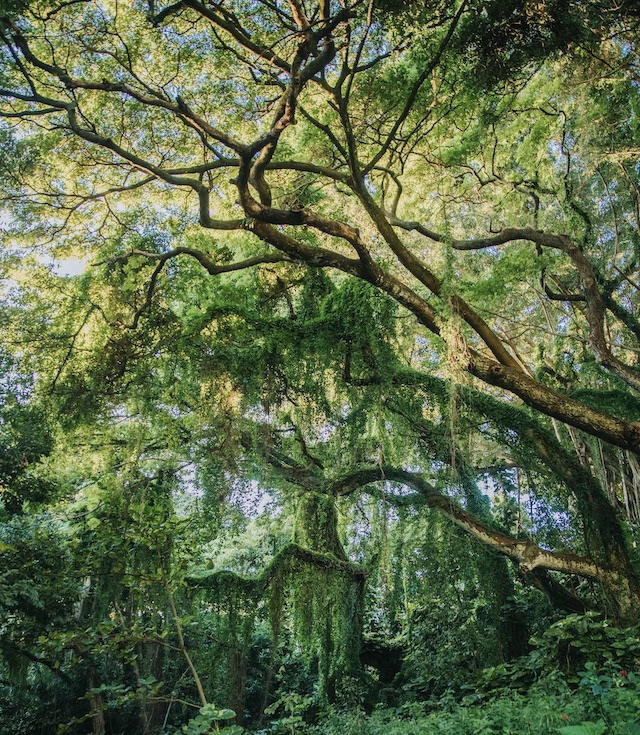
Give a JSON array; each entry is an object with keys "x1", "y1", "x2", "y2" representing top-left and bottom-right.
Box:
[
  {"x1": 168, "y1": 589, "x2": 207, "y2": 706},
  {"x1": 160, "y1": 560, "x2": 208, "y2": 707},
  {"x1": 87, "y1": 663, "x2": 106, "y2": 735}
]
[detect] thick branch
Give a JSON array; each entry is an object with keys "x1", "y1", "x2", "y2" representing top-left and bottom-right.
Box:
[
  {"x1": 183, "y1": 0, "x2": 291, "y2": 73},
  {"x1": 361, "y1": 190, "x2": 523, "y2": 368},
  {"x1": 332, "y1": 466, "x2": 607, "y2": 581},
  {"x1": 392, "y1": 218, "x2": 640, "y2": 393},
  {"x1": 526, "y1": 569, "x2": 589, "y2": 614},
  {"x1": 468, "y1": 353, "x2": 640, "y2": 453}
]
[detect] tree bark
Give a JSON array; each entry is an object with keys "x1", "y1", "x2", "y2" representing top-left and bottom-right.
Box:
[{"x1": 87, "y1": 663, "x2": 106, "y2": 735}]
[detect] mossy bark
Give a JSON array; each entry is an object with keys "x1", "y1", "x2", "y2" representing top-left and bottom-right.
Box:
[
  {"x1": 292, "y1": 491, "x2": 364, "y2": 701},
  {"x1": 293, "y1": 491, "x2": 347, "y2": 560}
]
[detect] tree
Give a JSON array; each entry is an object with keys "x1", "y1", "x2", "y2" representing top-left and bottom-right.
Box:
[{"x1": 0, "y1": 0, "x2": 639, "y2": 635}]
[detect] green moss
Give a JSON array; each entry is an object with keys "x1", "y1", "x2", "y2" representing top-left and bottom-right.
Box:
[
  {"x1": 189, "y1": 534, "x2": 365, "y2": 702},
  {"x1": 294, "y1": 492, "x2": 347, "y2": 560}
]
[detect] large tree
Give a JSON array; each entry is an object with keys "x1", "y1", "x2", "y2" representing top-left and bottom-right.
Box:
[{"x1": 1, "y1": 0, "x2": 640, "y2": 623}]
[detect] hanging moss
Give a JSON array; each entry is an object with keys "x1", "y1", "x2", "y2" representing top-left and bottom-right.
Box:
[
  {"x1": 293, "y1": 491, "x2": 347, "y2": 560},
  {"x1": 291, "y1": 491, "x2": 364, "y2": 698},
  {"x1": 298, "y1": 269, "x2": 335, "y2": 321},
  {"x1": 189, "y1": 544, "x2": 364, "y2": 595},
  {"x1": 285, "y1": 554, "x2": 364, "y2": 701},
  {"x1": 188, "y1": 491, "x2": 366, "y2": 703}
]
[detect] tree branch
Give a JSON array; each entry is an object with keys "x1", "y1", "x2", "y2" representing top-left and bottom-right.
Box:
[{"x1": 331, "y1": 465, "x2": 607, "y2": 581}]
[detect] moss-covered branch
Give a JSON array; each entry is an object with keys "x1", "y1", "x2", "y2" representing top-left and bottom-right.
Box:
[{"x1": 187, "y1": 542, "x2": 365, "y2": 594}]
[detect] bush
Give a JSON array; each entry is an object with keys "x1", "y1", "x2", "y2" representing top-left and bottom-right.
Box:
[{"x1": 307, "y1": 614, "x2": 640, "y2": 735}]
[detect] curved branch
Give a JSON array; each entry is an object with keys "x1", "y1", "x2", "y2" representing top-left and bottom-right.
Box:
[
  {"x1": 188, "y1": 542, "x2": 366, "y2": 594},
  {"x1": 361, "y1": 190, "x2": 522, "y2": 369},
  {"x1": 3, "y1": 20, "x2": 248, "y2": 154},
  {"x1": 105, "y1": 247, "x2": 292, "y2": 275},
  {"x1": 331, "y1": 465, "x2": 607, "y2": 581},
  {"x1": 247, "y1": 211, "x2": 640, "y2": 454},
  {"x1": 391, "y1": 218, "x2": 640, "y2": 393},
  {"x1": 541, "y1": 269, "x2": 586, "y2": 302},
  {"x1": 182, "y1": 0, "x2": 292, "y2": 74},
  {"x1": 469, "y1": 353, "x2": 640, "y2": 452},
  {"x1": 164, "y1": 158, "x2": 349, "y2": 182},
  {"x1": 526, "y1": 568, "x2": 589, "y2": 614}
]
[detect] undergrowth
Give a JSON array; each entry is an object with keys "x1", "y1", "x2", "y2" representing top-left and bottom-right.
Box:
[{"x1": 260, "y1": 614, "x2": 640, "y2": 735}]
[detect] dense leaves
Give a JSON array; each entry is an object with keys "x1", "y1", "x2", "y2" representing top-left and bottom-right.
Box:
[{"x1": 1, "y1": 0, "x2": 640, "y2": 733}]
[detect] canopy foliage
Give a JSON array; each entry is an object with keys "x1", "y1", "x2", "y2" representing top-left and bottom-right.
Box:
[{"x1": 1, "y1": 0, "x2": 640, "y2": 732}]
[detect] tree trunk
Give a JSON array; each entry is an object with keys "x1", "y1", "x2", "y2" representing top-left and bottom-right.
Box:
[{"x1": 87, "y1": 663, "x2": 106, "y2": 735}]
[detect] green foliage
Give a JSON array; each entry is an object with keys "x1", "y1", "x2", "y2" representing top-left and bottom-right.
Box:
[
  {"x1": 472, "y1": 613, "x2": 640, "y2": 697},
  {"x1": 559, "y1": 723, "x2": 607, "y2": 735},
  {"x1": 0, "y1": 513, "x2": 77, "y2": 627},
  {"x1": 527, "y1": 613, "x2": 640, "y2": 681},
  {"x1": 377, "y1": 0, "x2": 640, "y2": 88},
  {"x1": 0, "y1": 398, "x2": 56, "y2": 515},
  {"x1": 310, "y1": 686, "x2": 640, "y2": 735},
  {"x1": 309, "y1": 627, "x2": 640, "y2": 735},
  {"x1": 0, "y1": 351, "x2": 56, "y2": 515},
  {"x1": 177, "y1": 705, "x2": 242, "y2": 735},
  {"x1": 0, "y1": 514, "x2": 80, "y2": 735},
  {"x1": 264, "y1": 691, "x2": 315, "y2": 735},
  {"x1": 193, "y1": 532, "x2": 364, "y2": 706},
  {"x1": 294, "y1": 493, "x2": 345, "y2": 559},
  {"x1": 2, "y1": 0, "x2": 640, "y2": 732}
]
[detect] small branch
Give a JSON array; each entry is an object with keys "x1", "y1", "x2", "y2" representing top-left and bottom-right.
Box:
[
  {"x1": 102, "y1": 248, "x2": 291, "y2": 277},
  {"x1": 364, "y1": 0, "x2": 468, "y2": 174}
]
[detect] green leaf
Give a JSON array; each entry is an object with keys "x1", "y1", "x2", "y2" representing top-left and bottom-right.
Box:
[
  {"x1": 558, "y1": 720, "x2": 607, "y2": 735},
  {"x1": 221, "y1": 726, "x2": 244, "y2": 735}
]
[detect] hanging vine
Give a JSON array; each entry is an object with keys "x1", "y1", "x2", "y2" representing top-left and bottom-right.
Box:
[{"x1": 188, "y1": 492, "x2": 366, "y2": 704}]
